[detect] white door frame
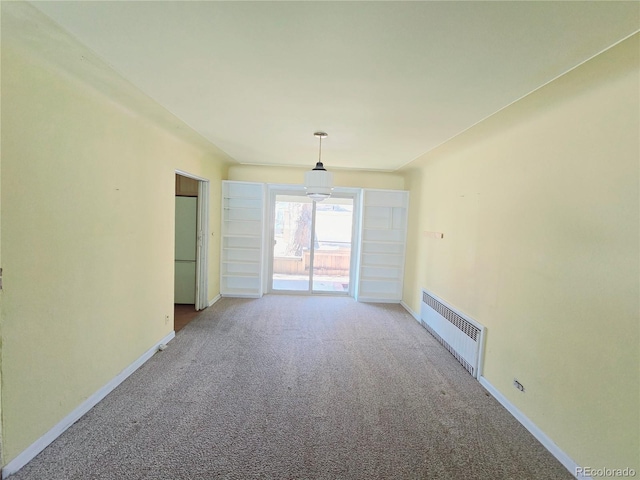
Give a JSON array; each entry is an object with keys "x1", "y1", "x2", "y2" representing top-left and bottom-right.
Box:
[
  {"x1": 266, "y1": 184, "x2": 360, "y2": 296},
  {"x1": 175, "y1": 170, "x2": 210, "y2": 310}
]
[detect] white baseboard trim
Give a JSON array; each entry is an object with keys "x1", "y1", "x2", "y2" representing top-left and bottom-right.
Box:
[
  {"x1": 478, "y1": 376, "x2": 587, "y2": 480},
  {"x1": 2, "y1": 331, "x2": 176, "y2": 479},
  {"x1": 208, "y1": 294, "x2": 221, "y2": 307},
  {"x1": 400, "y1": 300, "x2": 420, "y2": 322},
  {"x1": 403, "y1": 300, "x2": 584, "y2": 478}
]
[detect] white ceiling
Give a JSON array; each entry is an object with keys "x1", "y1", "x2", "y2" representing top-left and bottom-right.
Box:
[{"x1": 26, "y1": 1, "x2": 640, "y2": 171}]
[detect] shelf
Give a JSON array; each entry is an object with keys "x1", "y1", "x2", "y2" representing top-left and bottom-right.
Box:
[
  {"x1": 222, "y1": 181, "x2": 265, "y2": 298},
  {"x1": 221, "y1": 292, "x2": 261, "y2": 299},
  {"x1": 361, "y1": 264, "x2": 401, "y2": 270},
  {"x1": 223, "y1": 252, "x2": 261, "y2": 262},
  {"x1": 222, "y1": 251, "x2": 259, "y2": 257},
  {"x1": 357, "y1": 296, "x2": 402, "y2": 303},
  {"x1": 363, "y1": 190, "x2": 408, "y2": 209},
  {"x1": 362, "y1": 243, "x2": 404, "y2": 255},
  {"x1": 359, "y1": 276, "x2": 401, "y2": 282},
  {"x1": 362, "y1": 240, "x2": 404, "y2": 245},
  {"x1": 223, "y1": 195, "x2": 262, "y2": 201},
  {"x1": 364, "y1": 203, "x2": 404, "y2": 208},
  {"x1": 362, "y1": 256, "x2": 403, "y2": 263},
  {"x1": 359, "y1": 282, "x2": 401, "y2": 291},
  {"x1": 223, "y1": 180, "x2": 264, "y2": 201},
  {"x1": 363, "y1": 228, "x2": 405, "y2": 232}
]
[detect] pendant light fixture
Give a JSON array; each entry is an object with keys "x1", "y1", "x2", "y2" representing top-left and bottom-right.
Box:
[{"x1": 304, "y1": 132, "x2": 333, "y2": 201}]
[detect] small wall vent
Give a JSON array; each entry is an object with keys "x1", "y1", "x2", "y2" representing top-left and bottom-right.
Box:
[{"x1": 420, "y1": 289, "x2": 485, "y2": 378}]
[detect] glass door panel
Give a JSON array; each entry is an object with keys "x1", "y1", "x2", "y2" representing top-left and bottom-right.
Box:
[
  {"x1": 272, "y1": 195, "x2": 312, "y2": 291},
  {"x1": 312, "y1": 198, "x2": 354, "y2": 293}
]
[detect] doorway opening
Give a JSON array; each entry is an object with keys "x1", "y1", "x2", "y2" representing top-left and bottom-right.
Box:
[
  {"x1": 174, "y1": 171, "x2": 210, "y2": 332},
  {"x1": 268, "y1": 189, "x2": 356, "y2": 295}
]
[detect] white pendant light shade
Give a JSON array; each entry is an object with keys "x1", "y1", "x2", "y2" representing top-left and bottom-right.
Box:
[
  {"x1": 304, "y1": 132, "x2": 333, "y2": 201},
  {"x1": 304, "y1": 167, "x2": 334, "y2": 201}
]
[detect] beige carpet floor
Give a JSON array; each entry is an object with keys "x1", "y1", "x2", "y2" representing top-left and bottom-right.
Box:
[{"x1": 11, "y1": 295, "x2": 573, "y2": 479}]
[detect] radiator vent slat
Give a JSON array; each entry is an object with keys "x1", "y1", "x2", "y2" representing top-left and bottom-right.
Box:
[
  {"x1": 420, "y1": 289, "x2": 485, "y2": 378},
  {"x1": 422, "y1": 292, "x2": 480, "y2": 341}
]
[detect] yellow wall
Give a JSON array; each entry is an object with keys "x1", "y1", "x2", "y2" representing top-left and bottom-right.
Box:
[
  {"x1": 0, "y1": 23, "x2": 228, "y2": 466},
  {"x1": 0, "y1": 5, "x2": 4, "y2": 464},
  {"x1": 401, "y1": 35, "x2": 639, "y2": 472},
  {"x1": 228, "y1": 164, "x2": 404, "y2": 190}
]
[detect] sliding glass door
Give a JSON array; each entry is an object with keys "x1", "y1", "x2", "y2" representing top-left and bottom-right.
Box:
[{"x1": 270, "y1": 191, "x2": 354, "y2": 294}]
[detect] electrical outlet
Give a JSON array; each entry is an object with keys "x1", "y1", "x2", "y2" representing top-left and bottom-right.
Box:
[
  {"x1": 165, "y1": 315, "x2": 170, "y2": 324},
  {"x1": 513, "y1": 379, "x2": 525, "y2": 392}
]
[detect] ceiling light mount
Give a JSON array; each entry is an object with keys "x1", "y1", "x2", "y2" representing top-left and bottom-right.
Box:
[
  {"x1": 305, "y1": 131, "x2": 333, "y2": 201},
  {"x1": 312, "y1": 131, "x2": 328, "y2": 169}
]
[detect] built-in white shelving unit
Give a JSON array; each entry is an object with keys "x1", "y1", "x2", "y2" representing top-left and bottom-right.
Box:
[
  {"x1": 220, "y1": 182, "x2": 408, "y2": 302},
  {"x1": 220, "y1": 181, "x2": 265, "y2": 298},
  {"x1": 357, "y1": 189, "x2": 409, "y2": 302}
]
